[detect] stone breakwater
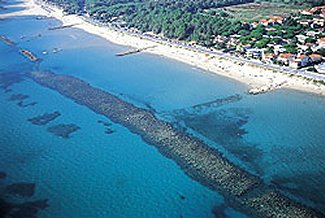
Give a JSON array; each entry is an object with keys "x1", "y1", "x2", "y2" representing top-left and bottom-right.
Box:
[
  {"x1": 0, "y1": 35, "x2": 14, "y2": 45},
  {"x1": 28, "y1": 71, "x2": 323, "y2": 218},
  {"x1": 19, "y1": 49, "x2": 39, "y2": 61}
]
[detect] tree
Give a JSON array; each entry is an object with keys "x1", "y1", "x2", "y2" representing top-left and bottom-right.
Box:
[
  {"x1": 316, "y1": 48, "x2": 325, "y2": 57},
  {"x1": 249, "y1": 25, "x2": 264, "y2": 40},
  {"x1": 305, "y1": 38, "x2": 316, "y2": 44},
  {"x1": 254, "y1": 38, "x2": 269, "y2": 48},
  {"x1": 284, "y1": 44, "x2": 297, "y2": 54}
]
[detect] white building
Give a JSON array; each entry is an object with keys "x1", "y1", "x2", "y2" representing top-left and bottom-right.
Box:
[
  {"x1": 315, "y1": 63, "x2": 325, "y2": 74},
  {"x1": 289, "y1": 55, "x2": 311, "y2": 68}
]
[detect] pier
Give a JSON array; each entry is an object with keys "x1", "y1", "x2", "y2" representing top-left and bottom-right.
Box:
[
  {"x1": 248, "y1": 81, "x2": 287, "y2": 95},
  {"x1": 48, "y1": 23, "x2": 80, "y2": 31},
  {"x1": 19, "y1": 49, "x2": 38, "y2": 61},
  {"x1": 116, "y1": 46, "x2": 157, "y2": 56},
  {"x1": 28, "y1": 71, "x2": 323, "y2": 218},
  {"x1": 0, "y1": 35, "x2": 14, "y2": 45}
]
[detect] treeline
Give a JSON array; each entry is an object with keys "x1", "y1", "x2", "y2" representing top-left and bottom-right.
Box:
[
  {"x1": 45, "y1": 0, "x2": 325, "y2": 47},
  {"x1": 45, "y1": 0, "x2": 84, "y2": 14},
  {"x1": 79, "y1": 0, "x2": 251, "y2": 46},
  {"x1": 123, "y1": 7, "x2": 242, "y2": 44}
]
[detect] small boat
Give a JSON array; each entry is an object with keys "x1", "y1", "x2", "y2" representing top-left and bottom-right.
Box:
[{"x1": 53, "y1": 48, "x2": 63, "y2": 53}]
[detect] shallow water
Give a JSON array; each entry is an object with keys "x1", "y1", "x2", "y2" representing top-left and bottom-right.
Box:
[{"x1": 0, "y1": 2, "x2": 325, "y2": 217}]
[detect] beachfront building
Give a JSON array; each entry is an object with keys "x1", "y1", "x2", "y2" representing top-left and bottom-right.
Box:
[
  {"x1": 309, "y1": 54, "x2": 323, "y2": 63},
  {"x1": 315, "y1": 63, "x2": 325, "y2": 74},
  {"x1": 278, "y1": 53, "x2": 295, "y2": 65},
  {"x1": 245, "y1": 48, "x2": 263, "y2": 59},
  {"x1": 289, "y1": 55, "x2": 311, "y2": 68},
  {"x1": 262, "y1": 53, "x2": 276, "y2": 63}
]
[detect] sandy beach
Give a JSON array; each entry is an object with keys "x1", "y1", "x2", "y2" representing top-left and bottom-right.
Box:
[{"x1": 1, "y1": 0, "x2": 325, "y2": 96}]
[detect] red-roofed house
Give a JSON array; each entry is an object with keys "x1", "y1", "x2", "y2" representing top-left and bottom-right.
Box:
[
  {"x1": 309, "y1": 54, "x2": 323, "y2": 63},
  {"x1": 302, "y1": 6, "x2": 325, "y2": 15},
  {"x1": 278, "y1": 53, "x2": 295, "y2": 65},
  {"x1": 251, "y1": 22, "x2": 259, "y2": 28},
  {"x1": 270, "y1": 16, "x2": 284, "y2": 24},
  {"x1": 301, "y1": 9, "x2": 312, "y2": 15},
  {"x1": 260, "y1": 19, "x2": 269, "y2": 26}
]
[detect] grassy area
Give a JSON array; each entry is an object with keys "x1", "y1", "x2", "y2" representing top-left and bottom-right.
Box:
[{"x1": 211, "y1": 2, "x2": 305, "y2": 22}]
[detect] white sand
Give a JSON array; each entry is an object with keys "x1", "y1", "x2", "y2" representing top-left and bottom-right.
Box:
[{"x1": 1, "y1": 0, "x2": 325, "y2": 96}]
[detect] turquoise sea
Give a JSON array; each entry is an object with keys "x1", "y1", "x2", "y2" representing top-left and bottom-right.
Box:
[{"x1": 0, "y1": 1, "x2": 325, "y2": 217}]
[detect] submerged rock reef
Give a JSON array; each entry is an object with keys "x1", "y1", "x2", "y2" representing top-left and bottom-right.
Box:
[
  {"x1": 0, "y1": 172, "x2": 49, "y2": 218},
  {"x1": 28, "y1": 71, "x2": 323, "y2": 218},
  {"x1": 5, "y1": 183, "x2": 36, "y2": 197},
  {"x1": 47, "y1": 123, "x2": 80, "y2": 138},
  {"x1": 8, "y1": 93, "x2": 29, "y2": 101},
  {"x1": 0, "y1": 73, "x2": 24, "y2": 90},
  {"x1": 0, "y1": 172, "x2": 6, "y2": 179},
  {"x1": 28, "y1": 111, "x2": 61, "y2": 126}
]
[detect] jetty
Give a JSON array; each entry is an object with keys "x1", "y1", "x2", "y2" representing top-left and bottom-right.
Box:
[
  {"x1": 19, "y1": 49, "x2": 38, "y2": 61},
  {"x1": 116, "y1": 46, "x2": 157, "y2": 56},
  {"x1": 248, "y1": 81, "x2": 287, "y2": 95},
  {"x1": 48, "y1": 23, "x2": 80, "y2": 31},
  {"x1": 0, "y1": 35, "x2": 14, "y2": 45},
  {"x1": 28, "y1": 70, "x2": 323, "y2": 218},
  {"x1": 248, "y1": 86, "x2": 273, "y2": 95}
]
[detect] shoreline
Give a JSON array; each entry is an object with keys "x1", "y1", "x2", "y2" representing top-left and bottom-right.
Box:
[{"x1": 1, "y1": 0, "x2": 325, "y2": 97}]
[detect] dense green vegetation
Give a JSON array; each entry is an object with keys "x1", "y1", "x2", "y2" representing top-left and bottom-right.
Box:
[
  {"x1": 46, "y1": 0, "x2": 325, "y2": 47},
  {"x1": 64, "y1": 0, "x2": 254, "y2": 46}
]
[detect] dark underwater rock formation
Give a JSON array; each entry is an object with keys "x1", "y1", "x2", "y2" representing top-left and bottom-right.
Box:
[
  {"x1": 0, "y1": 176, "x2": 48, "y2": 218},
  {"x1": 8, "y1": 93, "x2": 29, "y2": 101},
  {"x1": 11, "y1": 199, "x2": 49, "y2": 218},
  {"x1": 47, "y1": 123, "x2": 80, "y2": 138},
  {"x1": 16, "y1": 101, "x2": 37, "y2": 108},
  {"x1": 0, "y1": 172, "x2": 6, "y2": 179},
  {"x1": 0, "y1": 73, "x2": 24, "y2": 89},
  {"x1": 28, "y1": 111, "x2": 61, "y2": 126},
  {"x1": 0, "y1": 198, "x2": 13, "y2": 218},
  {"x1": 212, "y1": 204, "x2": 228, "y2": 218},
  {"x1": 104, "y1": 129, "x2": 115, "y2": 135},
  {"x1": 0, "y1": 198, "x2": 49, "y2": 218},
  {"x1": 98, "y1": 120, "x2": 115, "y2": 134},
  {"x1": 98, "y1": 120, "x2": 112, "y2": 127},
  {"x1": 170, "y1": 94, "x2": 243, "y2": 117},
  {"x1": 28, "y1": 71, "x2": 323, "y2": 218},
  {"x1": 6, "y1": 182, "x2": 36, "y2": 197}
]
